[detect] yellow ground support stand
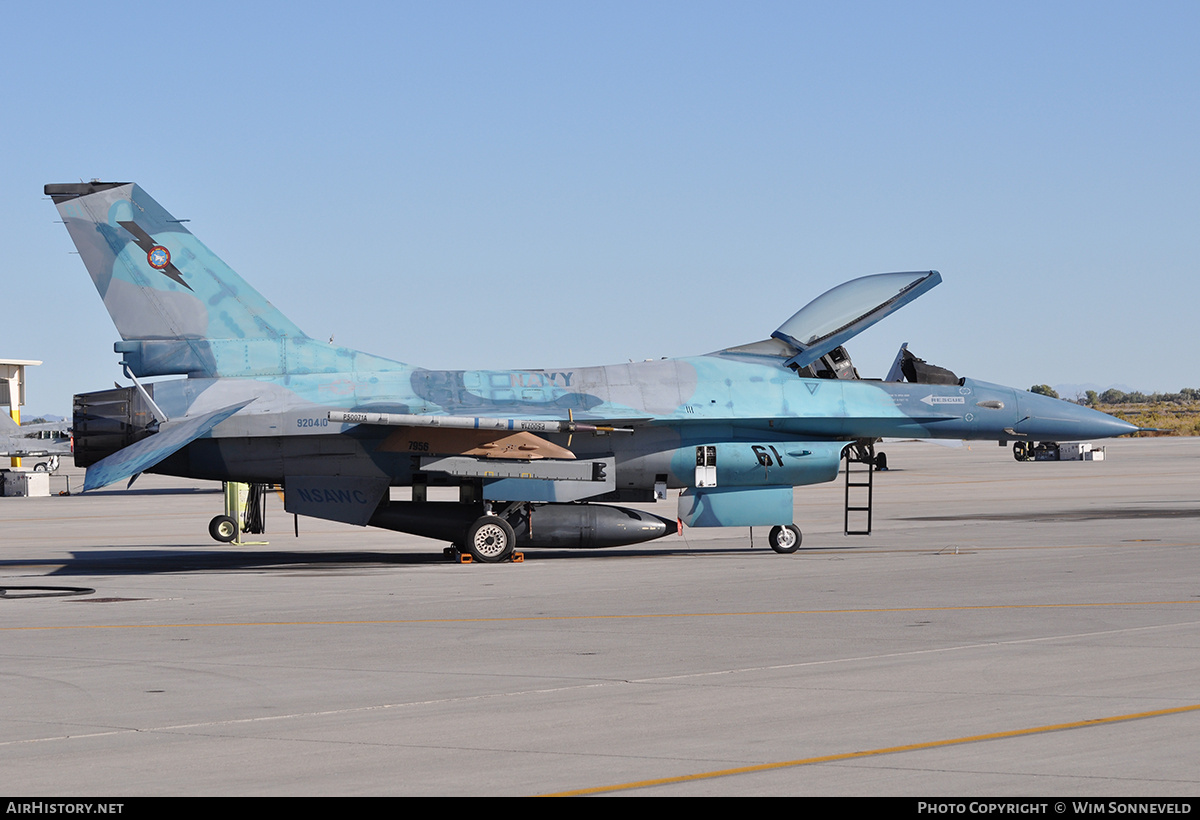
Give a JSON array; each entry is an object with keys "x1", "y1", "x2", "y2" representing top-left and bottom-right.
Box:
[{"x1": 208, "y1": 481, "x2": 270, "y2": 545}]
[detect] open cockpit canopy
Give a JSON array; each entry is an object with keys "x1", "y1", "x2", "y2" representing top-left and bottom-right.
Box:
[{"x1": 771, "y1": 271, "x2": 941, "y2": 370}]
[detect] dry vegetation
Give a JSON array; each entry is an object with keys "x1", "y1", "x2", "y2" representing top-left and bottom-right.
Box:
[
  {"x1": 1037, "y1": 387, "x2": 1200, "y2": 437},
  {"x1": 1093, "y1": 402, "x2": 1200, "y2": 437}
]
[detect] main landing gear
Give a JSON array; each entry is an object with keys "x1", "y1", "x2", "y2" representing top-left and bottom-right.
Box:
[
  {"x1": 444, "y1": 506, "x2": 525, "y2": 564},
  {"x1": 464, "y1": 515, "x2": 516, "y2": 563}
]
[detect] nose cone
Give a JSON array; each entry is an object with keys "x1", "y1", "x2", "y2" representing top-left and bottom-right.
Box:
[{"x1": 1014, "y1": 391, "x2": 1138, "y2": 440}]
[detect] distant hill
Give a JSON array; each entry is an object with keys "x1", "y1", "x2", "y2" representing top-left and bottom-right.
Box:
[{"x1": 18, "y1": 413, "x2": 66, "y2": 424}]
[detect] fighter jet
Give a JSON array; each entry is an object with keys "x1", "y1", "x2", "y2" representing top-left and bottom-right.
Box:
[
  {"x1": 46, "y1": 181, "x2": 1138, "y2": 561},
  {"x1": 0, "y1": 414, "x2": 70, "y2": 472}
]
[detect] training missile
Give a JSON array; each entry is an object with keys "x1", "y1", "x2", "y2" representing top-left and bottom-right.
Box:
[{"x1": 328, "y1": 410, "x2": 632, "y2": 434}]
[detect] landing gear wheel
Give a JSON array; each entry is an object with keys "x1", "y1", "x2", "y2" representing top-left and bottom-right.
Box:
[
  {"x1": 466, "y1": 516, "x2": 515, "y2": 563},
  {"x1": 768, "y1": 524, "x2": 802, "y2": 554},
  {"x1": 1013, "y1": 441, "x2": 1031, "y2": 462},
  {"x1": 209, "y1": 515, "x2": 239, "y2": 543}
]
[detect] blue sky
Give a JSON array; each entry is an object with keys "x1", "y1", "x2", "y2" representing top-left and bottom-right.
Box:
[{"x1": 4, "y1": 1, "x2": 1197, "y2": 415}]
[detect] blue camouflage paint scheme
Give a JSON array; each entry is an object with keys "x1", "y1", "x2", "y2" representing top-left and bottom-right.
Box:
[{"x1": 49, "y1": 182, "x2": 1139, "y2": 536}]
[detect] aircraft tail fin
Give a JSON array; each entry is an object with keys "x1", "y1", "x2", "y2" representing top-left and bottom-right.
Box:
[
  {"x1": 0, "y1": 413, "x2": 19, "y2": 433},
  {"x1": 46, "y1": 182, "x2": 399, "y2": 378}
]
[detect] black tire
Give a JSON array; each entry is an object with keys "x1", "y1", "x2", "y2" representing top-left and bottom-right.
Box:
[
  {"x1": 1013, "y1": 441, "x2": 1030, "y2": 462},
  {"x1": 768, "y1": 524, "x2": 802, "y2": 554},
  {"x1": 33, "y1": 462, "x2": 48, "y2": 472},
  {"x1": 465, "y1": 516, "x2": 515, "y2": 563},
  {"x1": 209, "y1": 515, "x2": 239, "y2": 543}
]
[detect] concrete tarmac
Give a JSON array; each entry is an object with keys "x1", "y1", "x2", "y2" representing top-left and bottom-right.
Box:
[{"x1": 1, "y1": 437, "x2": 1198, "y2": 796}]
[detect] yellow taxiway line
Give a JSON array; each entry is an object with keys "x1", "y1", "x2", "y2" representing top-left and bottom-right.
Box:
[{"x1": 541, "y1": 702, "x2": 1200, "y2": 796}]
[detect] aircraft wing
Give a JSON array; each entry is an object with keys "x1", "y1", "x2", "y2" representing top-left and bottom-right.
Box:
[
  {"x1": 327, "y1": 410, "x2": 637, "y2": 503},
  {"x1": 82, "y1": 400, "x2": 253, "y2": 492}
]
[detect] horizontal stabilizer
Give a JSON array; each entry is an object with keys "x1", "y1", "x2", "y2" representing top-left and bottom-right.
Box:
[{"x1": 82, "y1": 400, "x2": 252, "y2": 492}]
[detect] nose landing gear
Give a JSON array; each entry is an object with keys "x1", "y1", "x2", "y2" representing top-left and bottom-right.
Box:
[{"x1": 768, "y1": 524, "x2": 802, "y2": 554}]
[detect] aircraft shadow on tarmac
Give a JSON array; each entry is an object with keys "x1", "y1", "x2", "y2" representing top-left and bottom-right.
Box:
[
  {"x1": 89, "y1": 487, "x2": 221, "y2": 497},
  {"x1": 0, "y1": 544, "x2": 851, "y2": 577}
]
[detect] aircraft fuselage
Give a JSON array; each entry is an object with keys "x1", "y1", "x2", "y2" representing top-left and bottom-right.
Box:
[{"x1": 130, "y1": 356, "x2": 1128, "y2": 492}]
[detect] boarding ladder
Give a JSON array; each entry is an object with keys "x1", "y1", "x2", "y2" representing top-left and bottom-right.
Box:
[{"x1": 843, "y1": 441, "x2": 874, "y2": 535}]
